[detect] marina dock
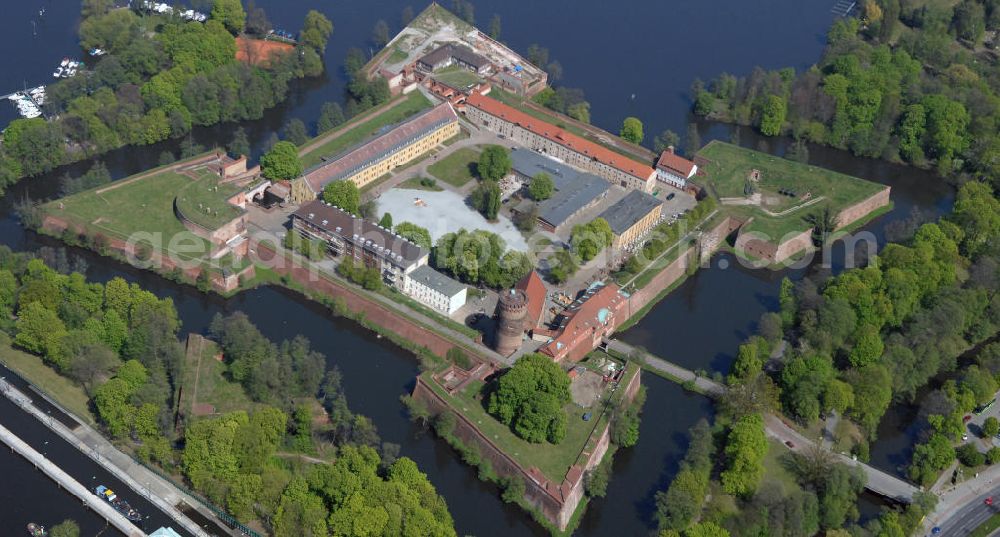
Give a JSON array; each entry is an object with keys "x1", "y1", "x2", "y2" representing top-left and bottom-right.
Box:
[{"x1": 0, "y1": 422, "x2": 146, "y2": 537}]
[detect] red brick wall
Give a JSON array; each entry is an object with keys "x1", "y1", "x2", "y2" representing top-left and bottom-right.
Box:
[
  {"x1": 835, "y1": 186, "x2": 891, "y2": 229},
  {"x1": 253, "y1": 241, "x2": 483, "y2": 360}
]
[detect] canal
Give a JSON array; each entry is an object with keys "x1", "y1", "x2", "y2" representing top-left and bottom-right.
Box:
[{"x1": 0, "y1": 0, "x2": 952, "y2": 535}]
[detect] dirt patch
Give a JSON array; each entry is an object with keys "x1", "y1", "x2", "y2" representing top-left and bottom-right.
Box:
[
  {"x1": 236, "y1": 37, "x2": 294, "y2": 66},
  {"x1": 570, "y1": 370, "x2": 605, "y2": 408}
]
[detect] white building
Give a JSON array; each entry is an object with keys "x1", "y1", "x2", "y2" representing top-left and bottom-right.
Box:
[
  {"x1": 655, "y1": 147, "x2": 698, "y2": 188},
  {"x1": 403, "y1": 265, "x2": 468, "y2": 316}
]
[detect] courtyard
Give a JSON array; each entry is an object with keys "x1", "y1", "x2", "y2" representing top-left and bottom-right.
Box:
[{"x1": 377, "y1": 188, "x2": 530, "y2": 251}]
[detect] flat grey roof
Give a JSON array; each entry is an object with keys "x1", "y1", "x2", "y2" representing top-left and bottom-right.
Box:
[
  {"x1": 408, "y1": 265, "x2": 466, "y2": 297},
  {"x1": 510, "y1": 149, "x2": 609, "y2": 229},
  {"x1": 599, "y1": 190, "x2": 662, "y2": 235}
]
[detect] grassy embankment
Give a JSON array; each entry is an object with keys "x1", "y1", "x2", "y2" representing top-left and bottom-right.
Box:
[
  {"x1": 698, "y1": 141, "x2": 886, "y2": 239},
  {"x1": 299, "y1": 91, "x2": 433, "y2": 169},
  {"x1": 0, "y1": 336, "x2": 95, "y2": 425}
]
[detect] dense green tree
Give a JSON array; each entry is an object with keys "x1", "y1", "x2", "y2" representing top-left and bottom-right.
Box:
[
  {"x1": 487, "y1": 354, "x2": 571, "y2": 444},
  {"x1": 470, "y1": 180, "x2": 501, "y2": 220},
  {"x1": 49, "y1": 520, "x2": 80, "y2": 537},
  {"x1": 951, "y1": 182, "x2": 1000, "y2": 256},
  {"x1": 846, "y1": 364, "x2": 893, "y2": 435},
  {"x1": 656, "y1": 420, "x2": 714, "y2": 531},
  {"x1": 759, "y1": 95, "x2": 788, "y2": 136},
  {"x1": 908, "y1": 433, "x2": 955, "y2": 485},
  {"x1": 283, "y1": 118, "x2": 309, "y2": 146},
  {"x1": 720, "y1": 413, "x2": 768, "y2": 497},
  {"x1": 300, "y1": 10, "x2": 334, "y2": 53},
  {"x1": 317, "y1": 101, "x2": 345, "y2": 133},
  {"x1": 211, "y1": 0, "x2": 247, "y2": 34},
  {"x1": 685, "y1": 521, "x2": 730, "y2": 537},
  {"x1": 570, "y1": 218, "x2": 613, "y2": 262},
  {"x1": 653, "y1": 130, "x2": 681, "y2": 154},
  {"x1": 66, "y1": 342, "x2": 119, "y2": 395},
  {"x1": 984, "y1": 417, "x2": 999, "y2": 438},
  {"x1": 957, "y1": 442, "x2": 986, "y2": 467},
  {"x1": 94, "y1": 360, "x2": 148, "y2": 437},
  {"x1": 780, "y1": 354, "x2": 835, "y2": 422},
  {"x1": 378, "y1": 212, "x2": 393, "y2": 229},
  {"x1": 952, "y1": 0, "x2": 986, "y2": 44},
  {"x1": 477, "y1": 145, "x2": 512, "y2": 182},
  {"x1": 394, "y1": 222, "x2": 433, "y2": 250},
  {"x1": 79, "y1": 9, "x2": 140, "y2": 52},
  {"x1": 620, "y1": 117, "x2": 644, "y2": 144},
  {"x1": 15, "y1": 301, "x2": 68, "y2": 367},
  {"x1": 260, "y1": 141, "x2": 303, "y2": 180},
  {"x1": 528, "y1": 172, "x2": 554, "y2": 201}
]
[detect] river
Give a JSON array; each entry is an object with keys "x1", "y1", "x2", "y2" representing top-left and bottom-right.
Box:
[{"x1": 0, "y1": 0, "x2": 945, "y2": 535}]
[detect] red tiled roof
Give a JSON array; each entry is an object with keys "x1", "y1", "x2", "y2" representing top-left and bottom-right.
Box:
[
  {"x1": 540, "y1": 284, "x2": 628, "y2": 362},
  {"x1": 656, "y1": 149, "x2": 696, "y2": 178},
  {"x1": 516, "y1": 270, "x2": 546, "y2": 329},
  {"x1": 466, "y1": 93, "x2": 655, "y2": 181}
]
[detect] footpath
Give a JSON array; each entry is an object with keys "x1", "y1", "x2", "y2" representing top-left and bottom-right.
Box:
[
  {"x1": 0, "y1": 378, "x2": 216, "y2": 537},
  {"x1": 606, "y1": 339, "x2": 918, "y2": 502}
]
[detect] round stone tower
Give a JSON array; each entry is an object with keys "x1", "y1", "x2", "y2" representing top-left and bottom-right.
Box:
[{"x1": 495, "y1": 288, "x2": 528, "y2": 356}]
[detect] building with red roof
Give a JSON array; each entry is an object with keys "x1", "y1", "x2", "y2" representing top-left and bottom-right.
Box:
[
  {"x1": 538, "y1": 283, "x2": 630, "y2": 363},
  {"x1": 516, "y1": 270, "x2": 547, "y2": 330},
  {"x1": 463, "y1": 93, "x2": 656, "y2": 193},
  {"x1": 655, "y1": 146, "x2": 698, "y2": 188}
]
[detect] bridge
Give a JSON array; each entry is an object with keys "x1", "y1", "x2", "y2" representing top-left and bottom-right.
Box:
[
  {"x1": 0, "y1": 378, "x2": 213, "y2": 537},
  {"x1": 0, "y1": 422, "x2": 146, "y2": 536},
  {"x1": 604, "y1": 339, "x2": 920, "y2": 502}
]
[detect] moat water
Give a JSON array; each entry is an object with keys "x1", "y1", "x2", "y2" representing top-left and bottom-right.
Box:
[{"x1": 0, "y1": 0, "x2": 950, "y2": 534}]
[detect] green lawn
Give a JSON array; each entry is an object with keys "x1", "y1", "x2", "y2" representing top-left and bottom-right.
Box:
[
  {"x1": 179, "y1": 336, "x2": 254, "y2": 418},
  {"x1": 175, "y1": 168, "x2": 244, "y2": 230},
  {"x1": 427, "y1": 147, "x2": 481, "y2": 187},
  {"x1": 0, "y1": 340, "x2": 95, "y2": 425},
  {"x1": 47, "y1": 167, "x2": 211, "y2": 261},
  {"x1": 762, "y1": 439, "x2": 803, "y2": 494},
  {"x1": 697, "y1": 141, "x2": 884, "y2": 238},
  {"x1": 300, "y1": 91, "x2": 434, "y2": 169},
  {"x1": 433, "y1": 65, "x2": 483, "y2": 89},
  {"x1": 426, "y1": 362, "x2": 640, "y2": 482},
  {"x1": 398, "y1": 177, "x2": 444, "y2": 191},
  {"x1": 386, "y1": 47, "x2": 409, "y2": 64}
]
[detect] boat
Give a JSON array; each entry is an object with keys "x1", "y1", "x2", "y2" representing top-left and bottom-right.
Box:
[
  {"x1": 52, "y1": 67, "x2": 63, "y2": 78},
  {"x1": 60, "y1": 58, "x2": 69, "y2": 67},
  {"x1": 27, "y1": 523, "x2": 47, "y2": 536},
  {"x1": 89, "y1": 48, "x2": 106, "y2": 56},
  {"x1": 95, "y1": 485, "x2": 143, "y2": 522}
]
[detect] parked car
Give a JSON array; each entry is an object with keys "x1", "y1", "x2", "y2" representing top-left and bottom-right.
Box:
[
  {"x1": 666, "y1": 192, "x2": 676, "y2": 200},
  {"x1": 784, "y1": 440, "x2": 795, "y2": 448}
]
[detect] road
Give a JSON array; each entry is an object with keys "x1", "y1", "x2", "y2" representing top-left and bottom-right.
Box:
[
  {"x1": 926, "y1": 464, "x2": 1000, "y2": 536},
  {"x1": 606, "y1": 338, "x2": 919, "y2": 502}
]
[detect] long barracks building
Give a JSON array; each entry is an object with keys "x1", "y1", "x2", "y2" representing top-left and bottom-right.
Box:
[
  {"x1": 463, "y1": 93, "x2": 656, "y2": 193},
  {"x1": 292, "y1": 102, "x2": 460, "y2": 202}
]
